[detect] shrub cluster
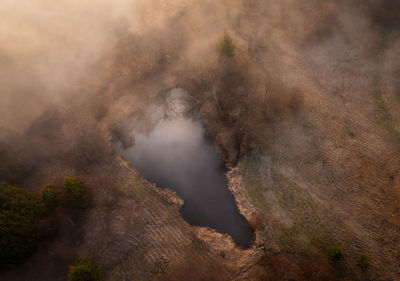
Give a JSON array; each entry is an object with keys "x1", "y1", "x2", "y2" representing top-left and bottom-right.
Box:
[
  {"x1": 327, "y1": 246, "x2": 342, "y2": 261},
  {"x1": 40, "y1": 177, "x2": 89, "y2": 209},
  {"x1": 0, "y1": 177, "x2": 89, "y2": 268},
  {"x1": 64, "y1": 177, "x2": 88, "y2": 202},
  {"x1": 68, "y1": 260, "x2": 104, "y2": 281},
  {"x1": 0, "y1": 184, "x2": 42, "y2": 267},
  {"x1": 41, "y1": 184, "x2": 63, "y2": 212}
]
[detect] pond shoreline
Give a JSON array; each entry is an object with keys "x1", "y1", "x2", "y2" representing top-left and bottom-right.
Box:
[{"x1": 115, "y1": 90, "x2": 255, "y2": 248}]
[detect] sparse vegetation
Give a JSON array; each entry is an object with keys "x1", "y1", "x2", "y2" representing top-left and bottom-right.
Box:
[
  {"x1": 0, "y1": 130, "x2": 38, "y2": 185},
  {"x1": 0, "y1": 184, "x2": 43, "y2": 267},
  {"x1": 258, "y1": 254, "x2": 337, "y2": 281},
  {"x1": 327, "y1": 246, "x2": 342, "y2": 261},
  {"x1": 68, "y1": 260, "x2": 103, "y2": 281},
  {"x1": 65, "y1": 129, "x2": 113, "y2": 170},
  {"x1": 161, "y1": 257, "x2": 226, "y2": 281}
]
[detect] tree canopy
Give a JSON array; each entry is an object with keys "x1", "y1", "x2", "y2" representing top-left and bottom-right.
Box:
[
  {"x1": 0, "y1": 184, "x2": 42, "y2": 267},
  {"x1": 64, "y1": 177, "x2": 88, "y2": 202},
  {"x1": 68, "y1": 260, "x2": 104, "y2": 281}
]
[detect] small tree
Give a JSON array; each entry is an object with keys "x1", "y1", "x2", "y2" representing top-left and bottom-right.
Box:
[
  {"x1": 327, "y1": 246, "x2": 342, "y2": 261},
  {"x1": 358, "y1": 256, "x2": 370, "y2": 269},
  {"x1": 41, "y1": 184, "x2": 62, "y2": 212},
  {"x1": 68, "y1": 260, "x2": 103, "y2": 281},
  {"x1": 218, "y1": 32, "x2": 235, "y2": 58},
  {"x1": 64, "y1": 177, "x2": 88, "y2": 202}
]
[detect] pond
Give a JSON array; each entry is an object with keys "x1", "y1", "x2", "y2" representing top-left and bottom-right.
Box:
[{"x1": 115, "y1": 89, "x2": 254, "y2": 248}]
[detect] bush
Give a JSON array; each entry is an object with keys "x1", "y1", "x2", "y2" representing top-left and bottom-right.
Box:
[
  {"x1": 358, "y1": 256, "x2": 370, "y2": 269},
  {"x1": 218, "y1": 32, "x2": 235, "y2": 58},
  {"x1": 68, "y1": 260, "x2": 103, "y2": 281},
  {"x1": 0, "y1": 184, "x2": 42, "y2": 267},
  {"x1": 64, "y1": 177, "x2": 88, "y2": 202},
  {"x1": 41, "y1": 184, "x2": 62, "y2": 211},
  {"x1": 327, "y1": 246, "x2": 342, "y2": 261}
]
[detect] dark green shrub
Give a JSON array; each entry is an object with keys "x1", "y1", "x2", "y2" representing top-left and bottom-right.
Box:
[
  {"x1": 218, "y1": 32, "x2": 235, "y2": 58},
  {"x1": 64, "y1": 177, "x2": 88, "y2": 202},
  {"x1": 327, "y1": 246, "x2": 342, "y2": 261},
  {"x1": 68, "y1": 260, "x2": 104, "y2": 281},
  {"x1": 0, "y1": 184, "x2": 42, "y2": 267},
  {"x1": 41, "y1": 184, "x2": 62, "y2": 211},
  {"x1": 358, "y1": 256, "x2": 370, "y2": 269}
]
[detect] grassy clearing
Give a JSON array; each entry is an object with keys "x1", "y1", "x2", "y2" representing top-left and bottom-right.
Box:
[
  {"x1": 370, "y1": 30, "x2": 400, "y2": 147},
  {"x1": 372, "y1": 75, "x2": 391, "y2": 125},
  {"x1": 241, "y1": 151, "x2": 335, "y2": 258},
  {"x1": 241, "y1": 154, "x2": 270, "y2": 213},
  {"x1": 372, "y1": 73, "x2": 400, "y2": 152}
]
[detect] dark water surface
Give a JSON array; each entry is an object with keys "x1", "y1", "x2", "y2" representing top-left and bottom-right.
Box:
[{"x1": 118, "y1": 92, "x2": 254, "y2": 248}]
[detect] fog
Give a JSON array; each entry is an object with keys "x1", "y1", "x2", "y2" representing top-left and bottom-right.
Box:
[
  {"x1": 0, "y1": 0, "x2": 399, "y2": 183},
  {"x1": 0, "y1": 0, "x2": 132, "y2": 128}
]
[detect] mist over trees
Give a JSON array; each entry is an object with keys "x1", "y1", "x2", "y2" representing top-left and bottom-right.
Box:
[
  {"x1": 0, "y1": 0, "x2": 399, "y2": 280},
  {"x1": 0, "y1": 0, "x2": 398, "y2": 171}
]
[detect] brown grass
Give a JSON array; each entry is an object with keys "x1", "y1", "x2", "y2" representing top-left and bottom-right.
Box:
[
  {"x1": 257, "y1": 254, "x2": 337, "y2": 281},
  {"x1": 161, "y1": 257, "x2": 229, "y2": 281}
]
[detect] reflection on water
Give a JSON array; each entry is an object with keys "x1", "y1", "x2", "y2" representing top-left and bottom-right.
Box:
[{"x1": 117, "y1": 89, "x2": 254, "y2": 248}]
